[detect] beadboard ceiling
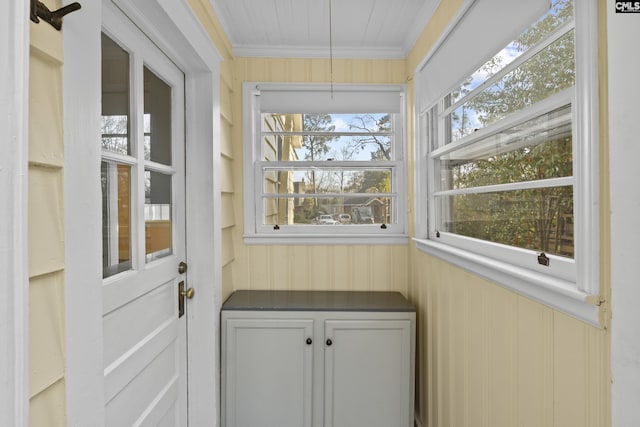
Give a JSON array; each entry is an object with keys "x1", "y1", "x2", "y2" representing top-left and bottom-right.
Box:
[{"x1": 208, "y1": 0, "x2": 440, "y2": 59}]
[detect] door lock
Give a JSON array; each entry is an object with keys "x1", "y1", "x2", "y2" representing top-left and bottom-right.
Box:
[
  {"x1": 178, "y1": 281, "x2": 194, "y2": 318},
  {"x1": 178, "y1": 261, "x2": 188, "y2": 274}
]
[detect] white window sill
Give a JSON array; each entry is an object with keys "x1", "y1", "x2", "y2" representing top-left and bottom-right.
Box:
[
  {"x1": 413, "y1": 238, "x2": 600, "y2": 326},
  {"x1": 244, "y1": 234, "x2": 409, "y2": 245}
]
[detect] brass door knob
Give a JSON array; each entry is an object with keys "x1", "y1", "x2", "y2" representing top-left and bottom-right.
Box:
[
  {"x1": 180, "y1": 287, "x2": 195, "y2": 299},
  {"x1": 178, "y1": 261, "x2": 188, "y2": 274}
]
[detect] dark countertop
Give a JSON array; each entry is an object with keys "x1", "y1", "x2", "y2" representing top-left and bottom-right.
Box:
[{"x1": 221, "y1": 290, "x2": 415, "y2": 312}]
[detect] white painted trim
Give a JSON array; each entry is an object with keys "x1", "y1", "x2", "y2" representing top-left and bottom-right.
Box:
[
  {"x1": 573, "y1": 0, "x2": 599, "y2": 296},
  {"x1": 243, "y1": 82, "x2": 407, "y2": 244},
  {"x1": 64, "y1": 0, "x2": 105, "y2": 424},
  {"x1": 413, "y1": 1, "x2": 601, "y2": 325},
  {"x1": 245, "y1": 235, "x2": 409, "y2": 246},
  {"x1": 184, "y1": 71, "x2": 223, "y2": 426},
  {"x1": 0, "y1": 1, "x2": 29, "y2": 426},
  {"x1": 233, "y1": 44, "x2": 407, "y2": 60},
  {"x1": 414, "y1": 238, "x2": 599, "y2": 325},
  {"x1": 65, "y1": 0, "x2": 223, "y2": 425},
  {"x1": 608, "y1": 2, "x2": 640, "y2": 426},
  {"x1": 415, "y1": 0, "x2": 476, "y2": 73}
]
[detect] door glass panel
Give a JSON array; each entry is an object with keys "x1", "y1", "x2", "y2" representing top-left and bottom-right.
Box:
[
  {"x1": 145, "y1": 170, "x2": 172, "y2": 261},
  {"x1": 101, "y1": 34, "x2": 130, "y2": 155},
  {"x1": 102, "y1": 161, "x2": 132, "y2": 278},
  {"x1": 143, "y1": 66, "x2": 172, "y2": 165}
]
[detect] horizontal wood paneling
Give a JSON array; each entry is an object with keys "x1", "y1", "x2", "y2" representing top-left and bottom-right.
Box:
[
  {"x1": 28, "y1": 166, "x2": 64, "y2": 277},
  {"x1": 28, "y1": 10, "x2": 66, "y2": 425},
  {"x1": 220, "y1": 60, "x2": 234, "y2": 90},
  {"x1": 29, "y1": 51, "x2": 63, "y2": 167},
  {"x1": 29, "y1": 378, "x2": 66, "y2": 427},
  {"x1": 220, "y1": 82, "x2": 233, "y2": 125},
  {"x1": 222, "y1": 264, "x2": 235, "y2": 302},
  {"x1": 29, "y1": 272, "x2": 65, "y2": 398},
  {"x1": 221, "y1": 193, "x2": 235, "y2": 229},
  {"x1": 221, "y1": 227, "x2": 235, "y2": 267},
  {"x1": 220, "y1": 156, "x2": 234, "y2": 193},
  {"x1": 220, "y1": 118, "x2": 233, "y2": 159}
]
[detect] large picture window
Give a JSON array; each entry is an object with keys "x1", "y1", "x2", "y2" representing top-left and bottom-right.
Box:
[
  {"x1": 415, "y1": 0, "x2": 599, "y2": 323},
  {"x1": 243, "y1": 83, "x2": 407, "y2": 244}
]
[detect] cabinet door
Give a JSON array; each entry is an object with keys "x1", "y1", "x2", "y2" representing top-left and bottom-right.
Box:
[
  {"x1": 324, "y1": 320, "x2": 412, "y2": 427},
  {"x1": 223, "y1": 318, "x2": 314, "y2": 427}
]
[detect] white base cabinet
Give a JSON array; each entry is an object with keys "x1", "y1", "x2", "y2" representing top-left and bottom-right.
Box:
[{"x1": 221, "y1": 291, "x2": 415, "y2": 427}]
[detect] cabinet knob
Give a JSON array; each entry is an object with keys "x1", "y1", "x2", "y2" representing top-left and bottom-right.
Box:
[
  {"x1": 306, "y1": 338, "x2": 313, "y2": 345},
  {"x1": 326, "y1": 338, "x2": 333, "y2": 346}
]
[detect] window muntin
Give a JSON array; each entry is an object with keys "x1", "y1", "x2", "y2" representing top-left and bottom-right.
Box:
[
  {"x1": 439, "y1": 105, "x2": 573, "y2": 190},
  {"x1": 259, "y1": 113, "x2": 397, "y2": 228},
  {"x1": 143, "y1": 66, "x2": 172, "y2": 165},
  {"x1": 425, "y1": 0, "x2": 578, "y2": 265},
  {"x1": 261, "y1": 113, "x2": 394, "y2": 162},
  {"x1": 245, "y1": 84, "x2": 406, "y2": 242},
  {"x1": 101, "y1": 33, "x2": 132, "y2": 278},
  {"x1": 101, "y1": 32, "x2": 179, "y2": 277},
  {"x1": 416, "y1": 0, "x2": 599, "y2": 324},
  {"x1": 447, "y1": 26, "x2": 575, "y2": 143},
  {"x1": 144, "y1": 169, "x2": 172, "y2": 261},
  {"x1": 101, "y1": 161, "x2": 132, "y2": 277},
  {"x1": 448, "y1": 0, "x2": 574, "y2": 104}
]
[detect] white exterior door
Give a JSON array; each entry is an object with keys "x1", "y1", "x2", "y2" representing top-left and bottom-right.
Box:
[{"x1": 101, "y1": 5, "x2": 188, "y2": 425}]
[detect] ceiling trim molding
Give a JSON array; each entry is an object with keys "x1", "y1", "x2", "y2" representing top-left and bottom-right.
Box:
[
  {"x1": 209, "y1": 0, "x2": 440, "y2": 60},
  {"x1": 233, "y1": 44, "x2": 407, "y2": 60}
]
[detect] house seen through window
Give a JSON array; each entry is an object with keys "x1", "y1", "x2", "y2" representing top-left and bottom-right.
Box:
[
  {"x1": 244, "y1": 83, "x2": 407, "y2": 244},
  {"x1": 263, "y1": 112, "x2": 393, "y2": 225}
]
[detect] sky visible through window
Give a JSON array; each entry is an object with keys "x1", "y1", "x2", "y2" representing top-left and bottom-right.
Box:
[
  {"x1": 296, "y1": 113, "x2": 391, "y2": 162},
  {"x1": 448, "y1": 0, "x2": 573, "y2": 140}
]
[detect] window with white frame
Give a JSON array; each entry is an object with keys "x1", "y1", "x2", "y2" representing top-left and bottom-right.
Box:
[
  {"x1": 243, "y1": 83, "x2": 407, "y2": 244},
  {"x1": 415, "y1": 0, "x2": 600, "y2": 324}
]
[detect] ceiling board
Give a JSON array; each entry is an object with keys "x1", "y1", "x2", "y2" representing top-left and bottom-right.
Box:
[{"x1": 209, "y1": 0, "x2": 440, "y2": 59}]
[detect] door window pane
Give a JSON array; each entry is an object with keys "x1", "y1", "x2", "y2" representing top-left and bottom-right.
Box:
[
  {"x1": 145, "y1": 170, "x2": 172, "y2": 260},
  {"x1": 143, "y1": 66, "x2": 172, "y2": 165},
  {"x1": 102, "y1": 161, "x2": 132, "y2": 277},
  {"x1": 101, "y1": 34, "x2": 130, "y2": 155}
]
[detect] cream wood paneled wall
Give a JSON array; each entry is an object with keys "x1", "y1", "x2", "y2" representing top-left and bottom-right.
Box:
[
  {"x1": 28, "y1": 2, "x2": 67, "y2": 424},
  {"x1": 190, "y1": 2, "x2": 611, "y2": 426},
  {"x1": 187, "y1": 1, "x2": 413, "y2": 300},
  {"x1": 406, "y1": 1, "x2": 611, "y2": 427},
  {"x1": 409, "y1": 253, "x2": 609, "y2": 427},
  {"x1": 187, "y1": 0, "x2": 238, "y2": 300},
  {"x1": 230, "y1": 57, "x2": 410, "y2": 298}
]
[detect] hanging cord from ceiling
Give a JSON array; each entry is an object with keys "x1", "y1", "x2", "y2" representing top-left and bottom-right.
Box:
[{"x1": 329, "y1": 0, "x2": 334, "y2": 98}]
